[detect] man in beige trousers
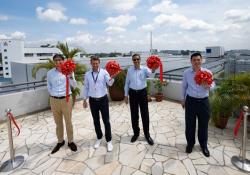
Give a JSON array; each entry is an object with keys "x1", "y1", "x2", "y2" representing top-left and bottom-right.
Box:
[{"x1": 47, "y1": 54, "x2": 77, "y2": 154}]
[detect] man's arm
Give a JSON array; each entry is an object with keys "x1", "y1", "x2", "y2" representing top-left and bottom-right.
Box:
[
  {"x1": 69, "y1": 72, "x2": 77, "y2": 88},
  {"x1": 124, "y1": 71, "x2": 130, "y2": 104},
  {"x1": 104, "y1": 70, "x2": 115, "y2": 86},
  {"x1": 47, "y1": 72, "x2": 52, "y2": 95},
  {"x1": 181, "y1": 71, "x2": 188, "y2": 108}
]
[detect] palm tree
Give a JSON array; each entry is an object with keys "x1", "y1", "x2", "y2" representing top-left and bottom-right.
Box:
[{"x1": 32, "y1": 42, "x2": 87, "y2": 105}]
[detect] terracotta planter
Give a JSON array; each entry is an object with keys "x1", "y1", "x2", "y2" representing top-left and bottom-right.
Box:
[
  {"x1": 147, "y1": 95, "x2": 152, "y2": 102},
  {"x1": 155, "y1": 93, "x2": 164, "y2": 102},
  {"x1": 215, "y1": 117, "x2": 229, "y2": 129},
  {"x1": 109, "y1": 86, "x2": 124, "y2": 101}
]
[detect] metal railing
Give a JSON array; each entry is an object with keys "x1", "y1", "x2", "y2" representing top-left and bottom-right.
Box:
[{"x1": 0, "y1": 80, "x2": 46, "y2": 94}]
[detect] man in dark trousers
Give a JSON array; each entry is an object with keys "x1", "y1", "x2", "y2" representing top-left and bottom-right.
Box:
[
  {"x1": 124, "y1": 53, "x2": 155, "y2": 145},
  {"x1": 181, "y1": 52, "x2": 215, "y2": 157},
  {"x1": 82, "y1": 56, "x2": 115, "y2": 152}
]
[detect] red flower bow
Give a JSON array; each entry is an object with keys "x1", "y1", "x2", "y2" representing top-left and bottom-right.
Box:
[
  {"x1": 105, "y1": 60, "x2": 121, "y2": 77},
  {"x1": 194, "y1": 70, "x2": 213, "y2": 86},
  {"x1": 146, "y1": 55, "x2": 163, "y2": 83},
  {"x1": 59, "y1": 59, "x2": 76, "y2": 102}
]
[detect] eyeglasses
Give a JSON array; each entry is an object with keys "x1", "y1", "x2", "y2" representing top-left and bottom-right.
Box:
[{"x1": 133, "y1": 58, "x2": 140, "y2": 61}]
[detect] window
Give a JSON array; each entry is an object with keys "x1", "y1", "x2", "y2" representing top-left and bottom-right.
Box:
[
  {"x1": 37, "y1": 53, "x2": 53, "y2": 57},
  {"x1": 206, "y1": 49, "x2": 212, "y2": 53},
  {"x1": 4, "y1": 56, "x2": 7, "y2": 59},
  {"x1": 5, "y1": 62, "x2": 8, "y2": 65},
  {"x1": 5, "y1": 73, "x2": 9, "y2": 75},
  {"x1": 4, "y1": 49, "x2": 7, "y2": 52},
  {"x1": 5, "y1": 67, "x2": 8, "y2": 70},
  {"x1": 25, "y1": 53, "x2": 34, "y2": 57}
]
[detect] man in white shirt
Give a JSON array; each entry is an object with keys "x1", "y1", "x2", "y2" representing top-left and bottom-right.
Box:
[
  {"x1": 124, "y1": 54, "x2": 155, "y2": 145},
  {"x1": 82, "y1": 56, "x2": 115, "y2": 152},
  {"x1": 47, "y1": 54, "x2": 77, "y2": 154}
]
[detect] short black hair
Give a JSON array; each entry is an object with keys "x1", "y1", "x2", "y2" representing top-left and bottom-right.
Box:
[
  {"x1": 53, "y1": 54, "x2": 64, "y2": 60},
  {"x1": 190, "y1": 52, "x2": 202, "y2": 60},
  {"x1": 132, "y1": 53, "x2": 141, "y2": 59},
  {"x1": 90, "y1": 55, "x2": 100, "y2": 62}
]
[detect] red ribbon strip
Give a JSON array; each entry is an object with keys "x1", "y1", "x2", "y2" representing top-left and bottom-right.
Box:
[
  {"x1": 66, "y1": 76, "x2": 69, "y2": 102},
  {"x1": 233, "y1": 111, "x2": 244, "y2": 137},
  {"x1": 7, "y1": 112, "x2": 20, "y2": 136}
]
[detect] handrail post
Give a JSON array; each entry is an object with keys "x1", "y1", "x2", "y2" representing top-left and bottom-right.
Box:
[
  {"x1": 0, "y1": 109, "x2": 24, "y2": 172},
  {"x1": 231, "y1": 106, "x2": 250, "y2": 172}
]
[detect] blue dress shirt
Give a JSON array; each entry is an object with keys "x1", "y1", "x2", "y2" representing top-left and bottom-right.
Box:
[
  {"x1": 83, "y1": 68, "x2": 114, "y2": 99},
  {"x1": 124, "y1": 65, "x2": 152, "y2": 96},
  {"x1": 47, "y1": 68, "x2": 77, "y2": 97},
  {"x1": 182, "y1": 67, "x2": 215, "y2": 100}
]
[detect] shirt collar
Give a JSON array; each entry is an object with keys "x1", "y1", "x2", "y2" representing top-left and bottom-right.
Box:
[
  {"x1": 92, "y1": 68, "x2": 100, "y2": 73},
  {"x1": 133, "y1": 65, "x2": 141, "y2": 70}
]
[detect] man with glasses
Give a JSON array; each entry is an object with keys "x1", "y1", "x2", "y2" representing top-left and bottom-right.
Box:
[
  {"x1": 47, "y1": 54, "x2": 77, "y2": 154},
  {"x1": 124, "y1": 54, "x2": 155, "y2": 145}
]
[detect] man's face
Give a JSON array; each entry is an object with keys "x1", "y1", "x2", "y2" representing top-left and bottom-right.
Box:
[
  {"x1": 132, "y1": 55, "x2": 140, "y2": 67},
  {"x1": 54, "y1": 57, "x2": 64, "y2": 68},
  {"x1": 191, "y1": 56, "x2": 202, "y2": 69},
  {"x1": 91, "y1": 60, "x2": 100, "y2": 71}
]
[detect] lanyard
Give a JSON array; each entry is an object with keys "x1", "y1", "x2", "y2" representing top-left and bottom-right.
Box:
[{"x1": 91, "y1": 69, "x2": 100, "y2": 84}]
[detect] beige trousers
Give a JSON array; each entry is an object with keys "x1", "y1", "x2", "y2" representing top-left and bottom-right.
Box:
[{"x1": 50, "y1": 96, "x2": 73, "y2": 143}]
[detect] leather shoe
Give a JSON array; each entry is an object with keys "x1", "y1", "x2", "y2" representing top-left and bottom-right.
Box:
[
  {"x1": 51, "y1": 140, "x2": 65, "y2": 154},
  {"x1": 131, "y1": 135, "x2": 139, "y2": 143},
  {"x1": 201, "y1": 147, "x2": 210, "y2": 157},
  {"x1": 68, "y1": 142, "x2": 77, "y2": 152},
  {"x1": 185, "y1": 145, "x2": 193, "y2": 154},
  {"x1": 146, "y1": 136, "x2": 154, "y2": 145}
]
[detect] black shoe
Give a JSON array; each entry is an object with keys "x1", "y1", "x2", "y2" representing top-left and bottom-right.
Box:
[
  {"x1": 186, "y1": 145, "x2": 193, "y2": 154},
  {"x1": 51, "y1": 140, "x2": 65, "y2": 154},
  {"x1": 68, "y1": 142, "x2": 77, "y2": 152},
  {"x1": 131, "y1": 135, "x2": 139, "y2": 143},
  {"x1": 201, "y1": 147, "x2": 210, "y2": 157},
  {"x1": 146, "y1": 136, "x2": 154, "y2": 145}
]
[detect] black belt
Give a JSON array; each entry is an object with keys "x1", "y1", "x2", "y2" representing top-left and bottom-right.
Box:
[
  {"x1": 129, "y1": 88, "x2": 146, "y2": 93},
  {"x1": 187, "y1": 95, "x2": 208, "y2": 101},
  {"x1": 50, "y1": 95, "x2": 70, "y2": 99},
  {"x1": 90, "y1": 95, "x2": 107, "y2": 101}
]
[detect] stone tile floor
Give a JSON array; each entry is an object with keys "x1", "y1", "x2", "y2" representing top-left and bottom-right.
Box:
[{"x1": 0, "y1": 100, "x2": 250, "y2": 175}]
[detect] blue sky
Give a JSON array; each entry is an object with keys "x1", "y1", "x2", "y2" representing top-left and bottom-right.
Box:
[{"x1": 0, "y1": 0, "x2": 250, "y2": 52}]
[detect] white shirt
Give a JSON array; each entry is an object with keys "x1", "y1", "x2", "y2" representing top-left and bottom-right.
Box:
[
  {"x1": 47, "y1": 68, "x2": 77, "y2": 97},
  {"x1": 83, "y1": 68, "x2": 114, "y2": 99},
  {"x1": 124, "y1": 65, "x2": 152, "y2": 96}
]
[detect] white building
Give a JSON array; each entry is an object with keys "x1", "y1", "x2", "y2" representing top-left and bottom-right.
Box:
[
  {"x1": 206, "y1": 46, "x2": 225, "y2": 58},
  {"x1": 0, "y1": 39, "x2": 85, "y2": 79}
]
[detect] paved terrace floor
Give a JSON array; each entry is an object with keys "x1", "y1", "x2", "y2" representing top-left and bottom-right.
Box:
[{"x1": 0, "y1": 100, "x2": 250, "y2": 175}]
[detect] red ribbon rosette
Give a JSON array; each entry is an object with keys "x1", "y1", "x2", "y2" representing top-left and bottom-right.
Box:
[
  {"x1": 146, "y1": 55, "x2": 163, "y2": 83},
  {"x1": 194, "y1": 70, "x2": 213, "y2": 86},
  {"x1": 60, "y1": 59, "x2": 76, "y2": 102},
  {"x1": 7, "y1": 112, "x2": 20, "y2": 136},
  {"x1": 105, "y1": 60, "x2": 121, "y2": 77}
]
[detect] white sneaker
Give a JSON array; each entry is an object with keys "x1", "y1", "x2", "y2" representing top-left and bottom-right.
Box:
[
  {"x1": 94, "y1": 139, "x2": 102, "y2": 149},
  {"x1": 107, "y1": 141, "x2": 113, "y2": 152}
]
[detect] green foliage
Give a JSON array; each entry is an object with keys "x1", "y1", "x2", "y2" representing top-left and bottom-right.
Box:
[
  {"x1": 56, "y1": 42, "x2": 82, "y2": 59},
  {"x1": 32, "y1": 59, "x2": 55, "y2": 79},
  {"x1": 146, "y1": 80, "x2": 151, "y2": 95},
  {"x1": 153, "y1": 78, "x2": 167, "y2": 94},
  {"x1": 110, "y1": 68, "x2": 127, "y2": 91}
]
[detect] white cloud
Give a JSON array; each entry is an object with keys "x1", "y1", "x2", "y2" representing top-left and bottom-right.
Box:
[
  {"x1": 0, "y1": 15, "x2": 8, "y2": 21},
  {"x1": 65, "y1": 31, "x2": 93, "y2": 46},
  {"x1": 69, "y1": 18, "x2": 87, "y2": 25},
  {"x1": 224, "y1": 9, "x2": 250, "y2": 23},
  {"x1": 47, "y1": 2, "x2": 66, "y2": 12},
  {"x1": 104, "y1": 14, "x2": 136, "y2": 33},
  {"x1": 36, "y1": 4, "x2": 68, "y2": 22},
  {"x1": 0, "y1": 34, "x2": 8, "y2": 39},
  {"x1": 90, "y1": 0, "x2": 140, "y2": 12},
  {"x1": 150, "y1": 0, "x2": 178, "y2": 13},
  {"x1": 138, "y1": 24, "x2": 155, "y2": 31},
  {"x1": 10, "y1": 31, "x2": 26, "y2": 39}
]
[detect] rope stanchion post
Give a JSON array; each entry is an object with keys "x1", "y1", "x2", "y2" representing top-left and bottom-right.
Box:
[
  {"x1": 0, "y1": 109, "x2": 24, "y2": 172},
  {"x1": 231, "y1": 106, "x2": 250, "y2": 172}
]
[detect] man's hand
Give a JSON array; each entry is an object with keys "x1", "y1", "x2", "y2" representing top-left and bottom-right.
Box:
[
  {"x1": 124, "y1": 96, "x2": 128, "y2": 104},
  {"x1": 201, "y1": 82, "x2": 210, "y2": 90},
  {"x1": 83, "y1": 100, "x2": 88, "y2": 108},
  {"x1": 110, "y1": 71, "x2": 120, "y2": 79},
  {"x1": 151, "y1": 68, "x2": 156, "y2": 73},
  {"x1": 181, "y1": 100, "x2": 185, "y2": 109}
]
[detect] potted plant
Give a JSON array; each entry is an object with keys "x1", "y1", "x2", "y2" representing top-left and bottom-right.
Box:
[
  {"x1": 146, "y1": 80, "x2": 152, "y2": 102},
  {"x1": 108, "y1": 69, "x2": 127, "y2": 101},
  {"x1": 153, "y1": 78, "x2": 167, "y2": 102}
]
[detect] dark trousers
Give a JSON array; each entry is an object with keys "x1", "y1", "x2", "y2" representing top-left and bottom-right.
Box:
[
  {"x1": 185, "y1": 95, "x2": 210, "y2": 148},
  {"x1": 129, "y1": 88, "x2": 150, "y2": 138},
  {"x1": 89, "y1": 95, "x2": 112, "y2": 142}
]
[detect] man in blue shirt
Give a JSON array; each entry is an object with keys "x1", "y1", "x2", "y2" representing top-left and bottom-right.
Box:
[
  {"x1": 181, "y1": 52, "x2": 215, "y2": 157},
  {"x1": 82, "y1": 56, "x2": 115, "y2": 152},
  {"x1": 124, "y1": 54, "x2": 155, "y2": 145},
  {"x1": 47, "y1": 54, "x2": 77, "y2": 154}
]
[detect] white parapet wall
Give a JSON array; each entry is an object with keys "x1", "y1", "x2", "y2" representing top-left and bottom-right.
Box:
[{"x1": 0, "y1": 87, "x2": 50, "y2": 120}]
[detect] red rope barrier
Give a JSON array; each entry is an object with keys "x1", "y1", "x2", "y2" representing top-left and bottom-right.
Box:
[
  {"x1": 7, "y1": 112, "x2": 20, "y2": 136},
  {"x1": 233, "y1": 111, "x2": 244, "y2": 137}
]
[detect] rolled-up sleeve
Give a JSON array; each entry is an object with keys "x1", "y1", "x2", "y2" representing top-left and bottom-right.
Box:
[
  {"x1": 83, "y1": 74, "x2": 89, "y2": 100},
  {"x1": 182, "y1": 72, "x2": 188, "y2": 100},
  {"x1": 124, "y1": 71, "x2": 130, "y2": 96}
]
